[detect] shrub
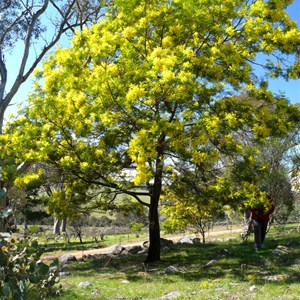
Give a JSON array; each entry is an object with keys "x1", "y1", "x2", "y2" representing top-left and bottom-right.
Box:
[
  {"x1": 0, "y1": 237, "x2": 60, "y2": 299},
  {"x1": 29, "y1": 225, "x2": 41, "y2": 234}
]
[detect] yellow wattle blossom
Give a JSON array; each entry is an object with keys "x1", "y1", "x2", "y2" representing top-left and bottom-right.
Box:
[
  {"x1": 80, "y1": 162, "x2": 89, "y2": 171},
  {"x1": 5, "y1": 0, "x2": 299, "y2": 256},
  {"x1": 225, "y1": 26, "x2": 235, "y2": 37},
  {"x1": 126, "y1": 85, "x2": 145, "y2": 102},
  {"x1": 59, "y1": 155, "x2": 75, "y2": 168},
  {"x1": 14, "y1": 170, "x2": 44, "y2": 188},
  {"x1": 123, "y1": 26, "x2": 137, "y2": 39},
  {"x1": 150, "y1": 47, "x2": 164, "y2": 59},
  {"x1": 178, "y1": 71, "x2": 192, "y2": 83},
  {"x1": 161, "y1": 69, "x2": 175, "y2": 83},
  {"x1": 192, "y1": 151, "x2": 209, "y2": 164},
  {"x1": 162, "y1": 36, "x2": 173, "y2": 48},
  {"x1": 224, "y1": 112, "x2": 237, "y2": 127}
]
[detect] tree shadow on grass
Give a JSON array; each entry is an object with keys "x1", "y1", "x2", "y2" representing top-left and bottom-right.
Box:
[
  {"x1": 42, "y1": 240, "x2": 106, "y2": 253},
  {"x1": 61, "y1": 229, "x2": 300, "y2": 285}
]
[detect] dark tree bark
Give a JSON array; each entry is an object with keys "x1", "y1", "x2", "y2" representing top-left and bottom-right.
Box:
[
  {"x1": 146, "y1": 194, "x2": 161, "y2": 262},
  {"x1": 53, "y1": 217, "x2": 61, "y2": 235},
  {"x1": 145, "y1": 136, "x2": 165, "y2": 262}
]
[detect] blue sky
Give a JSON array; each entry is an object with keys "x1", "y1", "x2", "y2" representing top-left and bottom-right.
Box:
[
  {"x1": 4, "y1": 0, "x2": 300, "y2": 120},
  {"x1": 267, "y1": 0, "x2": 300, "y2": 104}
]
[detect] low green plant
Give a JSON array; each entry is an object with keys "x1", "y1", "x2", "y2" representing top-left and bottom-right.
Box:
[
  {"x1": 0, "y1": 237, "x2": 60, "y2": 299},
  {"x1": 130, "y1": 222, "x2": 144, "y2": 237},
  {"x1": 29, "y1": 225, "x2": 41, "y2": 234}
]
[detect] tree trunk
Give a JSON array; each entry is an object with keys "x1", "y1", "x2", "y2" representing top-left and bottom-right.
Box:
[
  {"x1": 0, "y1": 219, "x2": 6, "y2": 232},
  {"x1": 60, "y1": 219, "x2": 67, "y2": 232},
  {"x1": 23, "y1": 219, "x2": 28, "y2": 232},
  {"x1": 244, "y1": 209, "x2": 251, "y2": 226},
  {"x1": 145, "y1": 135, "x2": 165, "y2": 263},
  {"x1": 145, "y1": 194, "x2": 161, "y2": 262},
  {"x1": 0, "y1": 186, "x2": 8, "y2": 232},
  {"x1": 53, "y1": 217, "x2": 61, "y2": 235}
]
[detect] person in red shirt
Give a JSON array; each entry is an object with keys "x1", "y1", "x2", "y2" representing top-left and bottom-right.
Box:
[{"x1": 251, "y1": 186, "x2": 275, "y2": 251}]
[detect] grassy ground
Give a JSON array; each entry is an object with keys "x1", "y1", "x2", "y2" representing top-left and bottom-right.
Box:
[{"x1": 49, "y1": 224, "x2": 300, "y2": 300}]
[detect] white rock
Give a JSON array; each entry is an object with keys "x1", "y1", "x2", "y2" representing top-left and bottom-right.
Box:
[
  {"x1": 161, "y1": 291, "x2": 181, "y2": 299},
  {"x1": 205, "y1": 259, "x2": 218, "y2": 268},
  {"x1": 249, "y1": 285, "x2": 256, "y2": 292},
  {"x1": 78, "y1": 281, "x2": 92, "y2": 288},
  {"x1": 121, "y1": 279, "x2": 130, "y2": 284},
  {"x1": 165, "y1": 265, "x2": 180, "y2": 274}
]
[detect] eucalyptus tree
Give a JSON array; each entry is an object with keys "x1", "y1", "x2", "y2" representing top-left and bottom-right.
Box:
[
  {"x1": 6, "y1": 0, "x2": 300, "y2": 262},
  {"x1": 161, "y1": 161, "x2": 226, "y2": 243},
  {"x1": 222, "y1": 95, "x2": 300, "y2": 215}
]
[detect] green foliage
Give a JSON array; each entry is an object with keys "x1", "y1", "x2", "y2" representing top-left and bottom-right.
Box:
[
  {"x1": 130, "y1": 222, "x2": 144, "y2": 234},
  {"x1": 224, "y1": 129, "x2": 300, "y2": 217},
  {"x1": 4, "y1": 0, "x2": 300, "y2": 261},
  {"x1": 0, "y1": 237, "x2": 60, "y2": 299},
  {"x1": 28, "y1": 225, "x2": 41, "y2": 234},
  {"x1": 161, "y1": 162, "x2": 227, "y2": 241},
  {"x1": 7, "y1": 0, "x2": 300, "y2": 192}
]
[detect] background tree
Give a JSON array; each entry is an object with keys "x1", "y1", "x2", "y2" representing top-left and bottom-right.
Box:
[
  {"x1": 0, "y1": 0, "x2": 106, "y2": 129},
  {"x1": 161, "y1": 153, "x2": 230, "y2": 243},
  {"x1": 5, "y1": 0, "x2": 300, "y2": 262},
  {"x1": 0, "y1": 0, "x2": 109, "y2": 231},
  {"x1": 223, "y1": 98, "x2": 300, "y2": 222}
]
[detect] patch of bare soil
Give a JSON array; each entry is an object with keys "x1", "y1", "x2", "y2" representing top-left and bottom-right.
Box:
[{"x1": 41, "y1": 227, "x2": 242, "y2": 261}]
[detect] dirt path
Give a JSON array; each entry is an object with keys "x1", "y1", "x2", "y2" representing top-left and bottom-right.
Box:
[{"x1": 41, "y1": 227, "x2": 243, "y2": 261}]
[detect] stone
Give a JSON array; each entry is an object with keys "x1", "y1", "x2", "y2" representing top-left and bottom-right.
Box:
[
  {"x1": 272, "y1": 245, "x2": 293, "y2": 255},
  {"x1": 121, "y1": 279, "x2": 130, "y2": 284},
  {"x1": 160, "y1": 238, "x2": 174, "y2": 247},
  {"x1": 161, "y1": 291, "x2": 181, "y2": 299},
  {"x1": 126, "y1": 245, "x2": 143, "y2": 255},
  {"x1": 59, "y1": 271, "x2": 70, "y2": 277},
  {"x1": 185, "y1": 233, "x2": 197, "y2": 240},
  {"x1": 263, "y1": 275, "x2": 278, "y2": 281},
  {"x1": 178, "y1": 236, "x2": 194, "y2": 244},
  {"x1": 49, "y1": 266, "x2": 59, "y2": 272},
  {"x1": 107, "y1": 244, "x2": 125, "y2": 255},
  {"x1": 78, "y1": 281, "x2": 92, "y2": 288},
  {"x1": 218, "y1": 248, "x2": 230, "y2": 257},
  {"x1": 204, "y1": 259, "x2": 218, "y2": 268},
  {"x1": 165, "y1": 265, "x2": 180, "y2": 274},
  {"x1": 249, "y1": 285, "x2": 256, "y2": 292},
  {"x1": 91, "y1": 289, "x2": 100, "y2": 295},
  {"x1": 59, "y1": 254, "x2": 77, "y2": 264},
  {"x1": 192, "y1": 238, "x2": 201, "y2": 244}
]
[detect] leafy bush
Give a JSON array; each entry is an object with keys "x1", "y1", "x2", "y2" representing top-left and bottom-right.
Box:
[
  {"x1": 0, "y1": 237, "x2": 60, "y2": 299},
  {"x1": 130, "y1": 222, "x2": 144, "y2": 237},
  {"x1": 29, "y1": 225, "x2": 41, "y2": 234}
]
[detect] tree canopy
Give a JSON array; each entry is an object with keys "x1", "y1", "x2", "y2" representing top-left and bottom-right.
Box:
[
  {"x1": 3, "y1": 0, "x2": 300, "y2": 261},
  {"x1": 0, "y1": 0, "x2": 106, "y2": 130},
  {"x1": 0, "y1": 0, "x2": 109, "y2": 231}
]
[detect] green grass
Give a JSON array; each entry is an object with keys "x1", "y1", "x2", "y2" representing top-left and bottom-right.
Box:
[{"x1": 47, "y1": 224, "x2": 300, "y2": 299}]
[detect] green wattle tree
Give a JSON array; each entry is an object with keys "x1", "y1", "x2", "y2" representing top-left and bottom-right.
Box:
[{"x1": 5, "y1": 0, "x2": 300, "y2": 262}]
